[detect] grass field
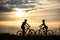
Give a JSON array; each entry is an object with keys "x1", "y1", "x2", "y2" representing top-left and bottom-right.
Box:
[{"x1": 0, "y1": 33, "x2": 60, "y2": 40}]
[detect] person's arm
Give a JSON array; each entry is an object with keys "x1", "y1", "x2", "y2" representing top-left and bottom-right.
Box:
[
  {"x1": 26, "y1": 23, "x2": 31, "y2": 27},
  {"x1": 39, "y1": 24, "x2": 43, "y2": 27}
]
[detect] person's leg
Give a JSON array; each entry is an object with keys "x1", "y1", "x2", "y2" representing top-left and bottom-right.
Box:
[
  {"x1": 22, "y1": 28, "x2": 24, "y2": 36},
  {"x1": 23, "y1": 28, "x2": 25, "y2": 36},
  {"x1": 45, "y1": 28, "x2": 47, "y2": 36},
  {"x1": 43, "y1": 27, "x2": 46, "y2": 36},
  {"x1": 43, "y1": 27, "x2": 47, "y2": 36}
]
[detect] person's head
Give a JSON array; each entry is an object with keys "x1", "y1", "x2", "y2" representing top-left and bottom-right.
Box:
[
  {"x1": 24, "y1": 19, "x2": 27, "y2": 22},
  {"x1": 42, "y1": 19, "x2": 45, "y2": 23}
]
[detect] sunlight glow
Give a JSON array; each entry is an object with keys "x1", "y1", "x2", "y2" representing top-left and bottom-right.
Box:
[
  {"x1": 13, "y1": 8, "x2": 26, "y2": 18},
  {"x1": 16, "y1": 11, "x2": 25, "y2": 18}
]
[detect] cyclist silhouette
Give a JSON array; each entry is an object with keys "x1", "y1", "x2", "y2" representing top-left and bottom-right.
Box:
[
  {"x1": 21, "y1": 19, "x2": 30, "y2": 36},
  {"x1": 39, "y1": 19, "x2": 48, "y2": 36}
]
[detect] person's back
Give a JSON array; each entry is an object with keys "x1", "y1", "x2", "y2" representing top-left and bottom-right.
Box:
[{"x1": 21, "y1": 22, "x2": 26, "y2": 29}]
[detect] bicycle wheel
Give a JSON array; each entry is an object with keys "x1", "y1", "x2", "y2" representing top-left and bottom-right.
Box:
[
  {"x1": 28, "y1": 29, "x2": 35, "y2": 36},
  {"x1": 16, "y1": 30, "x2": 22, "y2": 36},
  {"x1": 36, "y1": 30, "x2": 42, "y2": 35},
  {"x1": 47, "y1": 30, "x2": 53, "y2": 36}
]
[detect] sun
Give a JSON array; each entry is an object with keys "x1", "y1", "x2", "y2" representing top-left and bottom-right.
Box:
[{"x1": 16, "y1": 11, "x2": 25, "y2": 18}]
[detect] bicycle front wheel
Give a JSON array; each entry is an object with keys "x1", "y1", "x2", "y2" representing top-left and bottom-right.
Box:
[
  {"x1": 16, "y1": 30, "x2": 22, "y2": 36},
  {"x1": 47, "y1": 30, "x2": 53, "y2": 36},
  {"x1": 28, "y1": 29, "x2": 35, "y2": 36}
]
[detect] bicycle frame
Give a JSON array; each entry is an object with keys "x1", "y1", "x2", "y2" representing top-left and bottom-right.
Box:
[{"x1": 25, "y1": 27, "x2": 31, "y2": 33}]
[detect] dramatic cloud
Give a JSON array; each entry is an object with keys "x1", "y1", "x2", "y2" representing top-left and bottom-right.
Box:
[{"x1": 0, "y1": 6, "x2": 12, "y2": 12}]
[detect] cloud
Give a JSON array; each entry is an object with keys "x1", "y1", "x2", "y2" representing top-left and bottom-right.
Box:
[
  {"x1": 42, "y1": 8, "x2": 60, "y2": 13},
  {"x1": 0, "y1": 7, "x2": 60, "y2": 21},
  {"x1": 0, "y1": 0, "x2": 60, "y2": 22},
  {"x1": 0, "y1": 5, "x2": 12, "y2": 12},
  {"x1": 37, "y1": 0, "x2": 60, "y2": 6},
  {"x1": 47, "y1": 0, "x2": 60, "y2": 3}
]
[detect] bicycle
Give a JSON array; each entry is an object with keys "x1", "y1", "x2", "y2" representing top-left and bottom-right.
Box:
[
  {"x1": 16, "y1": 26, "x2": 35, "y2": 36},
  {"x1": 36, "y1": 26, "x2": 53, "y2": 36}
]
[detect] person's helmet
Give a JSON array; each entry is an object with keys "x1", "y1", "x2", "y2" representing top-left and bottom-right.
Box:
[{"x1": 42, "y1": 19, "x2": 45, "y2": 22}]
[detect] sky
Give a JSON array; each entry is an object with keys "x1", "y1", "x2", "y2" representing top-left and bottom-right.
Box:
[{"x1": 0, "y1": 0, "x2": 60, "y2": 34}]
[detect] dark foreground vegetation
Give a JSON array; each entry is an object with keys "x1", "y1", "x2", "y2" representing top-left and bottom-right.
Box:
[{"x1": 0, "y1": 33, "x2": 60, "y2": 40}]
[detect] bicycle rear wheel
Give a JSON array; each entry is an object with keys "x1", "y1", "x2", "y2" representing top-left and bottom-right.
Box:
[
  {"x1": 47, "y1": 30, "x2": 53, "y2": 36},
  {"x1": 36, "y1": 30, "x2": 42, "y2": 35}
]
